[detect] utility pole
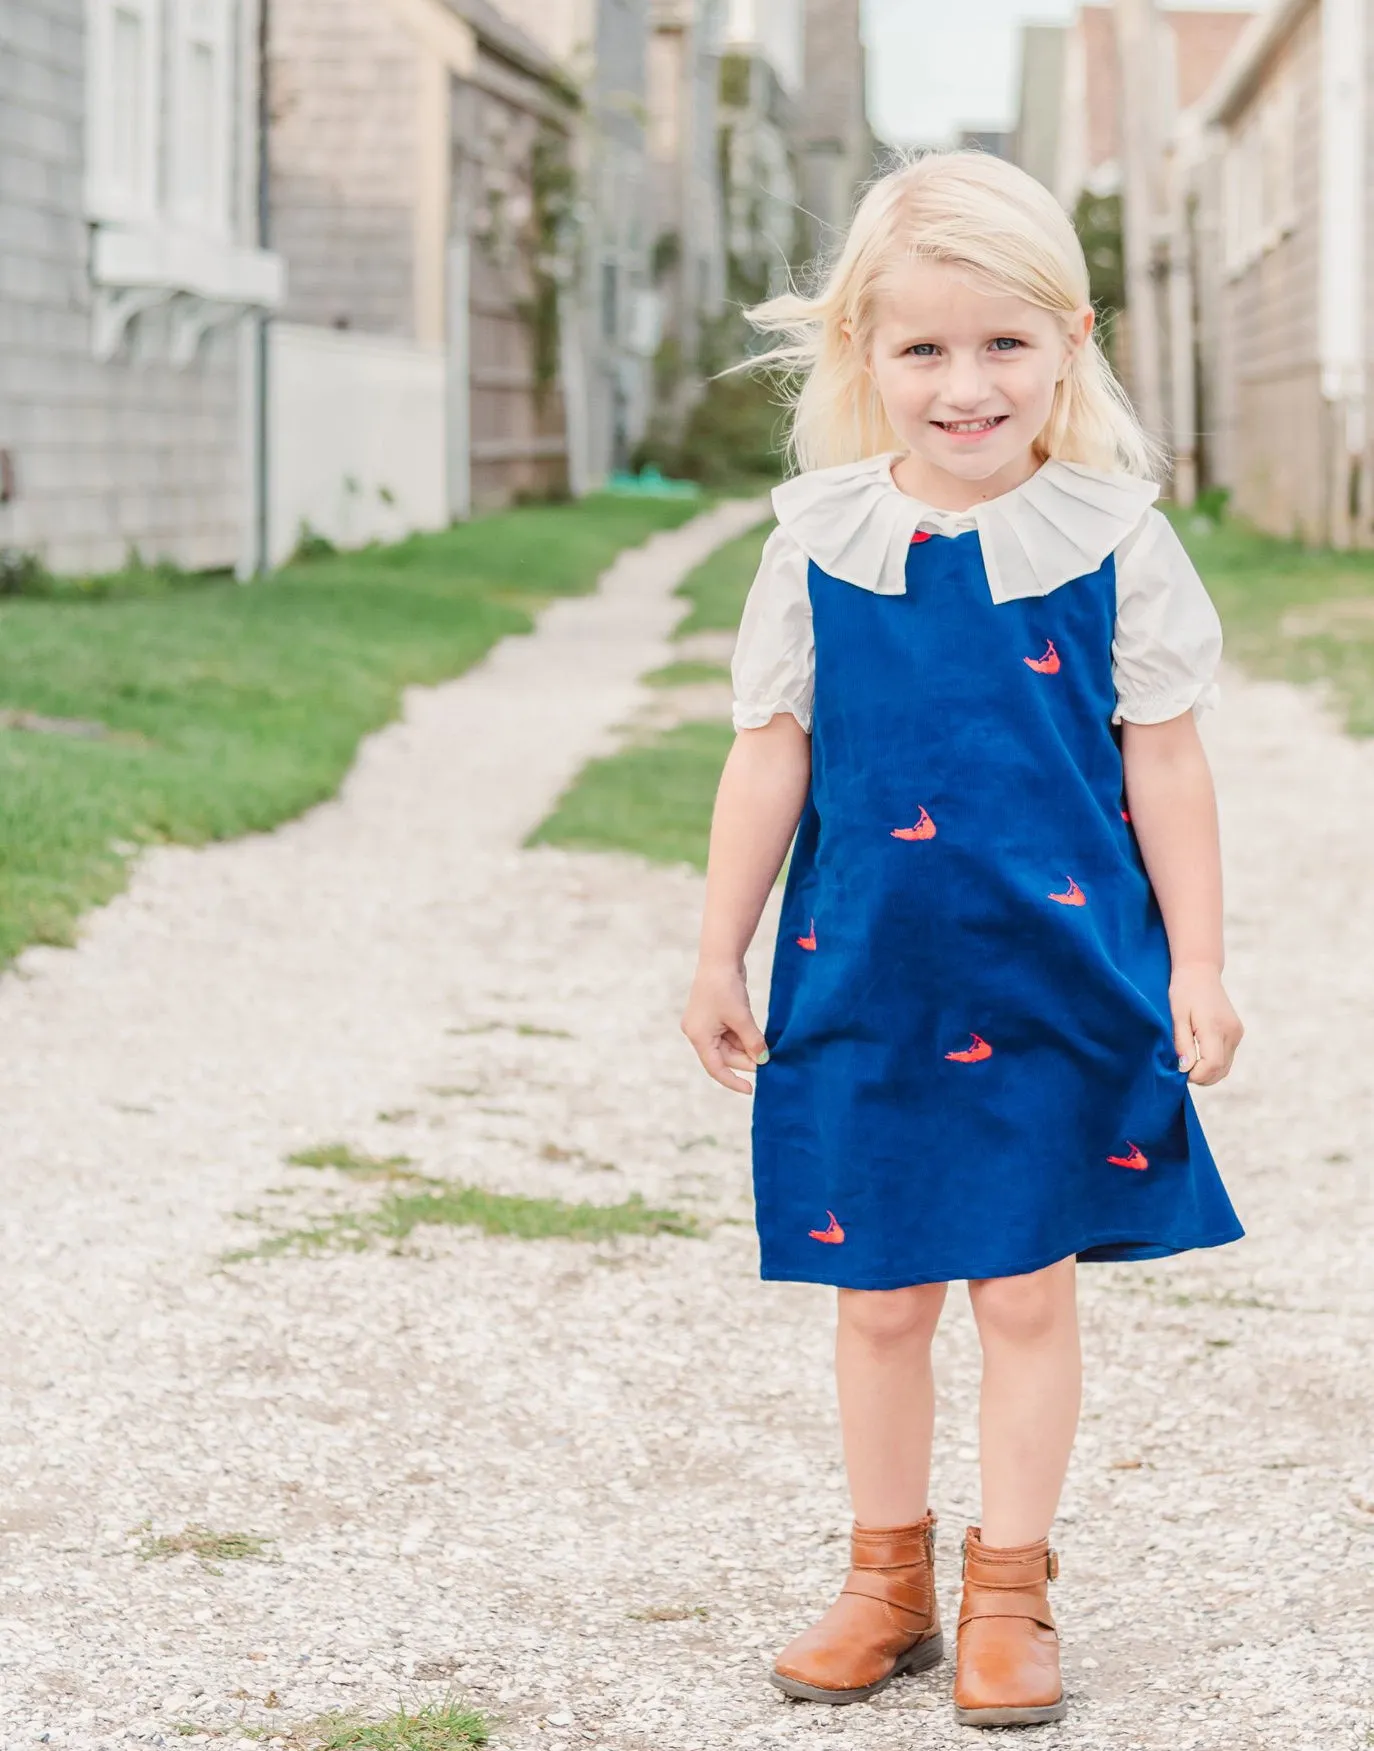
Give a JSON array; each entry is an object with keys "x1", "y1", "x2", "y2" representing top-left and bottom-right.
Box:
[{"x1": 1113, "y1": 0, "x2": 1168, "y2": 456}]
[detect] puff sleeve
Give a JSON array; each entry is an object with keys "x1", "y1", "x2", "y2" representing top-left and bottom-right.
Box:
[
  {"x1": 730, "y1": 525, "x2": 815, "y2": 732},
  {"x1": 1110, "y1": 509, "x2": 1223, "y2": 725}
]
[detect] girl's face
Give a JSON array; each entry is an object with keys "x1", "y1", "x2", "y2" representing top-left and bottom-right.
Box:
[{"x1": 865, "y1": 258, "x2": 1094, "y2": 505}]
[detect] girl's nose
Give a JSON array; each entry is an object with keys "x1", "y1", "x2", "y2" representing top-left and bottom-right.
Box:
[{"x1": 943, "y1": 354, "x2": 989, "y2": 409}]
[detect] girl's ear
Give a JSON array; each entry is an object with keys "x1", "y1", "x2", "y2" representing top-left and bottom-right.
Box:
[
  {"x1": 1056, "y1": 304, "x2": 1095, "y2": 381},
  {"x1": 841, "y1": 315, "x2": 875, "y2": 383}
]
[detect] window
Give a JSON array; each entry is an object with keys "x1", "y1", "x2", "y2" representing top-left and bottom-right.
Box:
[
  {"x1": 169, "y1": 0, "x2": 233, "y2": 234},
  {"x1": 86, "y1": 0, "x2": 235, "y2": 235},
  {"x1": 1223, "y1": 69, "x2": 1299, "y2": 278},
  {"x1": 86, "y1": 0, "x2": 161, "y2": 222}
]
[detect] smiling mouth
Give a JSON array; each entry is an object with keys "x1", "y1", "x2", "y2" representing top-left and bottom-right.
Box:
[{"x1": 933, "y1": 415, "x2": 1009, "y2": 435}]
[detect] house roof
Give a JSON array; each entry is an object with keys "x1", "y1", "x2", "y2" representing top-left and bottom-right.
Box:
[
  {"x1": 1201, "y1": 0, "x2": 1312, "y2": 123},
  {"x1": 1076, "y1": 4, "x2": 1256, "y2": 170},
  {"x1": 1170, "y1": 7, "x2": 1260, "y2": 110},
  {"x1": 444, "y1": 0, "x2": 565, "y2": 83}
]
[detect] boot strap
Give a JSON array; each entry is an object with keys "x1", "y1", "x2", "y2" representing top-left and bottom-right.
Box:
[
  {"x1": 962, "y1": 1546, "x2": 1059, "y2": 1585},
  {"x1": 959, "y1": 1587, "x2": 1057, "y2": 1633},
  {"x1": 842, "y1": 1569, "x2": 932, "y2": 1621}
]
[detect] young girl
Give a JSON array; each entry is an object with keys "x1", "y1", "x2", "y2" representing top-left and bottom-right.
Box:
[{"x1": 680, "y1": 150, "x2": 1245, "y2": 1728}]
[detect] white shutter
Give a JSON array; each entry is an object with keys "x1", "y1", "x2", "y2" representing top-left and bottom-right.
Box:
[
  {"x1": 169, "y1": 0, "x2": 234, "y2": 235},
  {"x1": 86, "y1": 0, "x2": 162, "y2": 223}
]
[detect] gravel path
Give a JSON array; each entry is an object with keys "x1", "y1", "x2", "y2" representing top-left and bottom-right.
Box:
[{"x1": 1, "y1": 504, "x2": 1369, "y2": 1751}]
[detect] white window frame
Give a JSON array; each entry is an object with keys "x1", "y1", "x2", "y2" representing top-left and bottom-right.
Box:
[
  {"x1": 86, "y1": 0, "x2": 163, "y2": 225},
  {"x1": 1261, "y1": 78, "x2": 1298, "y2": 247},
  {"x1": 168, "y1": 0, "x2": 235, "y2": 237},
  {"x1": 1223, "y1": 69, "x2": 1299, "y2": 280}
]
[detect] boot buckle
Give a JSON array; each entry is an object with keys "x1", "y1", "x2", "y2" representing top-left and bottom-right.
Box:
[{"x1": 1047, "y1": 1549, "x2": 1059, "y2": 1580}]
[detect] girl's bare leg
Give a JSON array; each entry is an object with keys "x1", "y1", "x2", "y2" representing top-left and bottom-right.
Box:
[
  {"x1": 966, "y1": 1256, "x2": 1082, "y2": 1544},
  {"x1": 835, "y1": 1282, "x2": 948, "y2": 1524}
]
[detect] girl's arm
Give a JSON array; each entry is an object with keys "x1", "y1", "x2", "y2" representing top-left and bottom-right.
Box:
[
  {"x1": 681, "y1": 713, "x2": 812, "y2": 1093},
  {"x1": 1121, "y1": 712, "x2": 1244, "y2": 1085}
]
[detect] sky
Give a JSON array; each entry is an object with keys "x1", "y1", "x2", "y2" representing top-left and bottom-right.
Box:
[{"x1": 863, "y1": 0, "x2": 1259, "y2": 146}]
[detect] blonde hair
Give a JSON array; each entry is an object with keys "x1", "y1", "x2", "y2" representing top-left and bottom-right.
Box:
[{"x1": 743, "y1": 148, "x2": 1165, "y2": 481}]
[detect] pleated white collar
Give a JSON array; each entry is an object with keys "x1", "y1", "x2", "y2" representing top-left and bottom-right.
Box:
[{"x1": 770, "y1": 452, "x2": 1161, "y2": 603}]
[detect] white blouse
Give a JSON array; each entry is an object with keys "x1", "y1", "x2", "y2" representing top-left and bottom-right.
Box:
[{"x1": 731, "y1": 453, "x2": 1223, "y2": 734}]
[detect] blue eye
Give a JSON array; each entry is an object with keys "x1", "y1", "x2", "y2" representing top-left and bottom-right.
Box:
[
  {"x1": 991, "y1": 337, "x2": 1023, "y2": 352},
  {"x1": 907, "y1": 343, "x2": 937, "y2": 356}
]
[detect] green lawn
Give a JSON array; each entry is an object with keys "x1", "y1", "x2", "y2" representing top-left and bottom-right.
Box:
[
  {"x1": 528, "y1": 719, "x2": 735, "y2": 868},
  {"x1": 672, "y1": 519, "x2": 773, "y2": 637},
  {"x1": 1168, "y1": 506, "x2": 1374, "y2": 737},
  {"x1": 0, "y1": 496, "x2": 701, "y2": 966},
  {"x1": 529, "y1": 521, "x2": 772, "y2": 868}
]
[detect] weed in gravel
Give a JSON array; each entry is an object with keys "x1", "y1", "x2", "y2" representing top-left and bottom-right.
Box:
[
  {"x1": 627, "y1": 1603, "x2": 710, "y2": 1621},
  {"x1": 221, "y1": 1213, "x2": 374, "y2": 1263},
  {"x1": 172, "y1": 1698, "x2": 491, "y2": 1747},
  {"x1": 445, "y1": 1020, "x2": 572, "y2": 1039},
  {"x1": 377, "y1": 1108, "x2": 416, "y2": 1124},
  {"x1": 426, "y1": 1085, "x2": 483, "y2": 1098},
  {"x1": 375, "y1": 1183, "x2": 700, "y2": 1242},
  {"x1": 286, "y1": 1142, "x2": 425, "y2": 1181},
  {"x1": 306, "y1": 1699, "x2": 491, "y2": 1748},
  {"x1": 226, "y1": 1179, "x2": 700, "y2": 1262},
  {"x1": 134, "y1": 1522, "x2": 272, "y2": 1574}
]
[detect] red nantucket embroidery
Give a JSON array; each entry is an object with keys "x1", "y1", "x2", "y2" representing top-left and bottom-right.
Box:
[
  {"x1": 910, "y1": 530, "x2": 933, "y2": 544},
  {"x1": 945, "y1": 1032, "x2": 993, "y2": 1062},
  {"x1": 796, "y1": 917, "x2": 817, "y2": 951},
  {"x1": 809, "y1": 1210, "x2": 845, "y2": 1243},
  {"x1": 1048, "y1": 875, "x2": 1086, "y2": 906},
  {"x1": 1121, "y1": 807, "x2": 1132, "y2": 823},
  {"x1": 1106, "y1": 1142, "x2": 1149, "y2": 1171},
  {"x1": 1024, "y1": 639, "x2": 1061, "y2": 673},
  {"x1": 891, "y1": 806, "x2": 937, "y2": 841}
]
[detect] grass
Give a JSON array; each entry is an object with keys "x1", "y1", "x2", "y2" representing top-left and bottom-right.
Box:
[
  {"x1": 528, "y1": 521, "x2": 772, "y2": 866},
  {"x1": 1170, "y1": 504, "x2": 1374, "y2": 737},
  {"x1": 0, "y1": 495, "x2": 701, "y2": 968},
  {"x1": 309, "y1": 1702, "x2": 490, "y2": 1750},
  {"x1": 286, "y1": 1142, "x2": 422, "y2": 1181},
  {"x1": 643, "y1": 659, "x2": 731, "y2": 687},
  {"x1": 225, "y1": 1177, "x2": 700, "y2": 1262},
  {"x1": 172, "y1": 1699, "x2": 492, "y2": 1748},
  {"x1": 373, "y1": 1183, "x2": 697, "y2": 1241},
  {"x1": 671, "y1": 519, "x2": 772, "y2": 638},
  {"x1": 528, "y1": 720, "x2": 734, "y2": 868},
  {"x1": 134, "y1": 1523, "x2": 272, "y2": 1573}
]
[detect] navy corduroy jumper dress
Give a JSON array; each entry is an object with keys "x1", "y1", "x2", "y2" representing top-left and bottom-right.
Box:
[{"x1": 750, "y1": 528, "x2": 1245, "y2": 1290}]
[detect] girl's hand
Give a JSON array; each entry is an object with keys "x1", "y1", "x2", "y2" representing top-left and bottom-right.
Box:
[
  {"x1": 1169, "y1": 961, "x2": 1244, "y2": 1085},
  {"x1": 681, "y1": 962, "x2": 770, "y2": 1095}
]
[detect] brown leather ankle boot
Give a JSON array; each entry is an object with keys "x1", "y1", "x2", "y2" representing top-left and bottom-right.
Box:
[
  {"x1": 769, "y1": 1511, "x2": 944, "y2": 1704},
  {"x1": 952, "y1": 1524, "x2": 1067, "y2": 1726}
]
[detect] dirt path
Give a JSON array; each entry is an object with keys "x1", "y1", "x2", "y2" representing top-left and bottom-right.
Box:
[{"x1": 0, "y1": 506, "x2": 1369, "y2": 1751}]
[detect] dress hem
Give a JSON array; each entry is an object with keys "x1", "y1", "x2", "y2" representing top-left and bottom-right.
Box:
[{"x1": 756, "y1": 1223, "x2": 1246, "y2": 1291}]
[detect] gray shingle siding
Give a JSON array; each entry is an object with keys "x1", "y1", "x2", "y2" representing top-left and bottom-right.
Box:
[{"x1": 0, "y1": 0, "x2": 248, "y2": 575}]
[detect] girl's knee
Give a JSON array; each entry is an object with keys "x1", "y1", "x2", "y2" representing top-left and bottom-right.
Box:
[
  {"x1": 838, "y1": 1281, "x2": 946, "y2": 1348},
  {"x1": 968, "y1": 1259, "x2": 1075, "y2": 1344}
]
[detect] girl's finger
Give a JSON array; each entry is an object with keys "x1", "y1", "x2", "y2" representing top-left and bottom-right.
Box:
[
  {"x1": 723, "y1": 1010, "x2": 770, "y2": 1064},
  {"x1": 1190, "y1": 1024, "x2": 1229, "y2": 1083},
  {"x1": 705, "y1": 1051, "x2": 754, "y2": 1095}
]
